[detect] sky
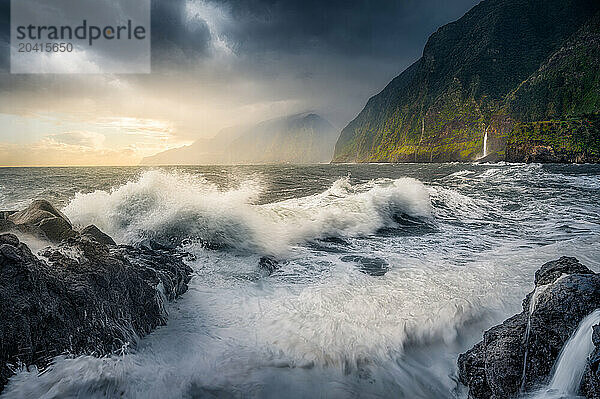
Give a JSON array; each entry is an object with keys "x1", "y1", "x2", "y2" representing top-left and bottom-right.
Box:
[{"x1": 0, "y1": 0, "x2": 480, "y2": 166}]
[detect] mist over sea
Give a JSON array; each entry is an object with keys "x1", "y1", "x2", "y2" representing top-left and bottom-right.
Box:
[{"x1": 1, "y1": 163, "x2": 599, "y2": 398}]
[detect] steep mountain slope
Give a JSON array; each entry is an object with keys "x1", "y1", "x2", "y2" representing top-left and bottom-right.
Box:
[
  {"x1": 504, "y1": 13, "x2": 600, "y2": 162},
  {"x1": 142, "y1": 113, "x2": 339, "y2": 165},
  {"x1": 140, "y1": 126, "x2": 244, "y2": 165},
  {"x1": 332, "y1": 0, "x2": 600, "y2": 163},
  {"x1": 507, "y1": 13, "x2": 600, "y2": 122}
]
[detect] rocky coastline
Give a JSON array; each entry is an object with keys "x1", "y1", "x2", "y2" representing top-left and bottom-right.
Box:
[
  {"x1": 458, "y1": 257, "x2": 600, "y2": 398},
  {"x1": 0, "y1": 200, "x2": 193, "y2": 392},
  {"x1": 2, "y1": 200, "x2": 599, "y2": 398}
]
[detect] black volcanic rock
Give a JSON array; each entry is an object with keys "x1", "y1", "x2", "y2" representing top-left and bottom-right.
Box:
[
  {"x1": 0, "y1": 204, "x2": 193, "y2": 392},
  {"x1": 535, "y1": 256, "x2": 594, "y2": 286},
  {"x1": 458, "y1": 257, "x2": 600, "y2": 398},
  {"x1": 583, "y1": 325, "x2": 600, "y2": 398},
  {"x1": 0, "y1": 233, "x2": 19, "y2": 247},
  {"x1": 0, "y1": 212, "x2": 16, "y2": 220},
  {"x1": 81, "y1": 224, "x2": 117, "y2": 246},
  {"x1": 6, "y1": 199, "x2": 76, "y2": 242},
  {"x1": 258, "y1": 256, "x2": 280, "y2": 274},
  {"x1": 7, "y1": 199, "x2": 69, "y2": 226}
]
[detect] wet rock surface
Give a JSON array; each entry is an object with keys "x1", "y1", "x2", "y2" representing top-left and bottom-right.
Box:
[
  {"x1": 81, "y1": 224, "x2": 117, "y2": 246},
  {"x1": 458, "y1": 257, "x2": 600, "y2": 398},
  {"x1": 6, "y1": 200, "x2": 76, "y2": 243},
  {"x1": 0, "y1": 201, "x2": 193, "y2": 392},
  {"x1": 583, "y1": 325, "x2": 600, "y2": 398},
  {"x1": 258, "y1": 255, "x2": 281, "y2": 274}
]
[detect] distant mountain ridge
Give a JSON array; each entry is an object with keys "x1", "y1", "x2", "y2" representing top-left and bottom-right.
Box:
[
  {"x1": 332, "y1": 0, "x2": 600, "y2": 163},
  {"x1": 142, "y1": 113, "x2": 339, "y2": 165}
]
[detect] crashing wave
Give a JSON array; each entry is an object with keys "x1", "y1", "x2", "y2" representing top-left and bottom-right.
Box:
[{"x1": 63, "y1": 170, "x2": 431, "y2": 254}]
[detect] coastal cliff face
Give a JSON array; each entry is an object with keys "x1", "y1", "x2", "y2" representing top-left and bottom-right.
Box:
[
  {"x1": 332, "y1": 0, "x2": 600, "y2": 163},
  {"x1": 506, "y1": 116, "x2": 600, "y2": 163}
]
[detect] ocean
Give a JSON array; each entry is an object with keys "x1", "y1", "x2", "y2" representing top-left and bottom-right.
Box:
[{"x1": 1, "y1": 163, "x2": 599, "y2": 398}]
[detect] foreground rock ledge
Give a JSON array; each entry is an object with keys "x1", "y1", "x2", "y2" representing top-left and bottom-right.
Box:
[
  {"x1": 458, "y1": 257, "x2": 600, "y2": 398},
  {"x1": 0, "y1": 200, "x2": 193, "y2": 391}
]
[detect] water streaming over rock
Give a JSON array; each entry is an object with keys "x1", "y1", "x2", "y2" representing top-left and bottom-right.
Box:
[
  {"x1": 520, "y1": 283, "x2": 551, "y2": 391},
  {"x1": 547, "y1": 309, "x2": 600, "y2": 396}
]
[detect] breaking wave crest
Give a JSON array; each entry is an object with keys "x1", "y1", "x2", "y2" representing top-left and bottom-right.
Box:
[{"x1": 63, "y1": 170, "x2": 431, "y2": 254}]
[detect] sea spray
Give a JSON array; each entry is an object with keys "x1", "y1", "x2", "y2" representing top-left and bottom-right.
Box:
[
  {"x1": 2, "y1": 164, "x2": 599, "y2": 399},
  {"x1": 63, "y1": 170, "x2": 432, "y2": 254}
]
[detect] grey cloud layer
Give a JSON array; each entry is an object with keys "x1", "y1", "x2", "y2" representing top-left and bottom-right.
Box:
[
  {"x1": 0, "y1": 0, "x2": 479, "y2": 137},
  {"x1": 213, "y1": 0, "x2": 479, "y2": 58},
  {"x1": 1, "y1": 0, "x2": 479, "y2": 68}
]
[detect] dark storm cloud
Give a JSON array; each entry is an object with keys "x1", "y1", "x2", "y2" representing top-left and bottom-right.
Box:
[
  {"x1": 151, "y1": 0, "x2": 212, "y2": 63},
  {"x1": 0, "y1": 0, "x2": 212, "y2": 72},
  {"x1": 212, "y1": 0, "x2": 480, "y2": 59},
  {"x1": 0, "y1": 0, "x2": 8, "y2": 72},
  {"x1": 0, "y1": 0, "x2": 481, "y2": 72},
  {"x1": 0, "y1": 0, "x2": 482, "y2": 139}
]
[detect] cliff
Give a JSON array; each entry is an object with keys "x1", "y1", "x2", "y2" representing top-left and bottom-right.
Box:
[
  {"x1": 506, "y1": 116, "x2": 600, "y2": 163},
  {"x1": 332, "y1": 0, "x2": 600, "y2": 163},
  {"x1": 459, "y1": 257, "x2": 600, "y2": 398}
]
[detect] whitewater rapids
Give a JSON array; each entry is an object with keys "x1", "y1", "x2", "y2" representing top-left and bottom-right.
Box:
[{"x1": 0, "y1": 164, "x2": 598, "y2": 398}]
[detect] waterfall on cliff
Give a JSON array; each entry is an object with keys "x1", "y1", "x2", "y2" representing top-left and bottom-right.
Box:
[
  {"x1": 483, "y1": 128, "x2": 488, "y2": 158},
  {"x1": 546, "y1": 309, "x2": 600, "y2": 395}
]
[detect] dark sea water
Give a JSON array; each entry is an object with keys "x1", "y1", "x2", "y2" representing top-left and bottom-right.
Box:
[{"x1": 1, "y1": 163, "x2": 599, "y2": 398}]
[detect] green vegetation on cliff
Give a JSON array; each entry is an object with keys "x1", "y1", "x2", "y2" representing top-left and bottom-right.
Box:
[
  {"x1": 333, "y1": 0, "x2": 600, "y2": 163},
  {"x1": 506, "y1": 116, "x2": 600, "y2": 163},
  {"x1": 507, "y1": 13, "x2": 600, "y2": 121}
]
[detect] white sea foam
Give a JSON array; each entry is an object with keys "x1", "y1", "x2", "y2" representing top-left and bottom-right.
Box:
[
  {"x1": 63, "y1": 170, "x2": 431, "y2": 254},
  {"x1": 2, "y1": 165, "x2": 599, "y2": 399}
]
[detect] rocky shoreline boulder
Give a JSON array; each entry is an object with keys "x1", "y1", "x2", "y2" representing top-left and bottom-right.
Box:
[
  {"x1": 5, "y1": 200, "x2": 76, "y2": 243},
  {"x1": 0, "y1": 200, "x2": 193, "y2": 392},
  {"x1": 458, "y1": 257, "x2": 600, "y2": 398}
]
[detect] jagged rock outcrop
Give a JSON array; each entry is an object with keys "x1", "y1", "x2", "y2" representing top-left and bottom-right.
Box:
[
  {"x1": 0, "y1": 201, "x2": 193, "y2": 392},
  {"x1": 1, "y1": 200, "x2": 77, "y2": 242},
  {"x1": 81, "y1": 224, "x2": 117, "y2": 246},
  {"x1": 458, "y1": 257, "x2": 600, "y2": 398}
]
